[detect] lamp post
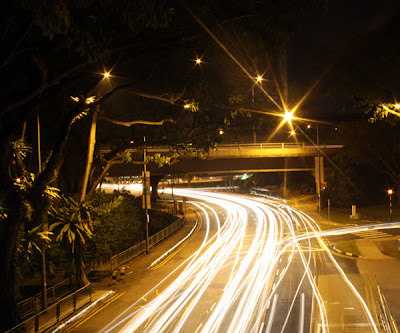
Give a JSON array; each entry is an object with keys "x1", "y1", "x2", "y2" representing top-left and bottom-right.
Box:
[
  {"x1": 388, "y1": 189, "x2": 393, "y2": 221},
  {"x1": 37, "y1": 110, "x2": 48, "y2": 310},
  {"x1": 306, "y1": 123, "x2": 322, "y2": 212},
  {"x1": 317, "y1": 123, "x2": 322, "y2": 213},
  {"x1": 251, "y1": 75, "x2": 263, "y2": 143},
  {"x1": 143, "y1": 136, "x2": 150, "y2": 254}
]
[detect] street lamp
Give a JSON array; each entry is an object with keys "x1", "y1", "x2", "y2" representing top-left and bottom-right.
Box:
[
  {"x1": 283, "y1": 110, "x2": 294, "y2": 124},
  {"x1": 388, "y1": 189, "x2": 394, "y2": 221},
  {"x1": 306, "y1": 124, "x2": 322, "y2": 212},
  {"x1": 251, "y1": 75, "x2": 263, "y2": 143},
  {"x1": 251, "y1": 76, "x2": 263, "y2": 103},
  {"x1": 143, "y1": 137, "x2": 150, "y2": 254},
  {"x1": 37, "y1": 108, "x2": 48, "y2": 309}
]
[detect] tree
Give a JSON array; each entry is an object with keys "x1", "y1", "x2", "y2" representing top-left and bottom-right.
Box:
[
  {"x1": 308, "y1": 8, "x2": 400, "y2": 121},
  {"x1": 0, "y1": 1, "x2": 173, "y2": 329},
  {"x1": 326, "y1": 120, "x2": 400, "y2": 206},
  {"x1": 0, "y1": 1, "x2": 327, "y2": 329}
]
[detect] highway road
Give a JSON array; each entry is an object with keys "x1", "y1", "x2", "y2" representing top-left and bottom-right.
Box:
[{"x1": 71, "y1": 190, "x2": 391, "y2": 333}]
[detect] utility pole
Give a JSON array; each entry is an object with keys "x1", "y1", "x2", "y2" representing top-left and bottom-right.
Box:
[
  {"x1": 252, "y1": 85, "x2": 256, "y2": 143},
  {"x1": 38, "y1": 110, "x2": 47, "y2": 309},
  {"x1": 143, "y1": 137, "x2": 150, "y2": 254},
  {"x1": 317, "y1": 124, "x2": 322, "y2": 213}
]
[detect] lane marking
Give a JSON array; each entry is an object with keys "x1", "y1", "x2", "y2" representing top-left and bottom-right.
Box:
[
  {"x1": 66, "y1": 292, "x2": 125, "y2": 332},
  {"x1": 265, "y1": 294, "x2": 278, "y2": 333},
  {"x1": 299, "y1": 293, "x2": 305, "y2": 333},
  {"x1": 151, "y1": 215, "x2": 203, "y2": 270}
]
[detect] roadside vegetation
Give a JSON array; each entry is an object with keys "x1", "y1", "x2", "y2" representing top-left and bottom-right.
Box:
[{"x1": 18, "y1": 194, "x2": 145, "y2": 283}]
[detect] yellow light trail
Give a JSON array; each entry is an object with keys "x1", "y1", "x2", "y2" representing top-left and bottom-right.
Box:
[{"x1": 106, "y1": 190, "x2": 385, "y2": 333}]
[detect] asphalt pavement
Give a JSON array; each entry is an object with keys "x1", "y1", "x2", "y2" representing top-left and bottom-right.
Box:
[
  {"x1": 63, "y1": 209, "x2": 200, "y2": 332},
  {"x1": 289, "y1": 196, "x2": 400, "y2": 328},
  {"x1": 56, "y1": 194, "x2": 400, "y2": 332}
]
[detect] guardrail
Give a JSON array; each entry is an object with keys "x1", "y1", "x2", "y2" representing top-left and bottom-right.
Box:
[
  {"x1": 213, "y1": 143, "x2": 344, "y2": 150},
  {"x1": 215, "y1": 142, "x2": 305, "y2": 150},
  {"x1": 110, "y1": 216, "x2": 185, "y2": 271},
  {"x1": 17, "y1": 276, "x2": 77, "y2": 320},
  {"x1": 374, "y1": 276, "x2": 399, "y2": 333},
  {"x1": 7, "y1": 284, "x2": 91, "y2": 333},
  {"x1": 99, "y1": 143, "x2": 343, "y2": 154}
]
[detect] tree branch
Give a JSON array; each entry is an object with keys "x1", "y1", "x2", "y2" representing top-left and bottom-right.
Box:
[
  {"x1": 0, "y1": 62, "x2": 88, "y2": 116},
  {"x1": 99, "y1": 116, "x2": 175, "y2": 127},
  {"x1": 0, "y1": 21, "x2": 34, "y2": 70},
  {"x1": 91, "y1": 84, "x2": 184, "y2": 108},
  {"x1": 128, "y1": 88, "x2": 185, "y2": 104},
  {"x1": 86, "y1": 159, "x2": 144, "y2": 200},
  {"x1": 380, "y1": 157, "x2": 398, "y2": 181}
]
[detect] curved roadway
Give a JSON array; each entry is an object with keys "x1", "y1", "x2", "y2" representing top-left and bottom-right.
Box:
[{"x1": 92, "y1": 189, "x2": 384, "y2": 333}]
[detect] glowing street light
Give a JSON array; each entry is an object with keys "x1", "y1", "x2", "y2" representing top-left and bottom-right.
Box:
[
  {"x1": 251, "y1": 75, "x2": 264, "y2": 103},
  {"x1": 184, "y1": 104, "x2": 190, "y2": 109},
  {"x1": 251, "y1": 75, "x2": 263, "y2": 143},
  {"x1": 103, "y1": 71, "x2": 110, "y2": 79},
  {"x1": 282, "y1": 110, "x2": 294, "y2": 124},
  {"x1": 219, "y1": 129, "x2": 224, "y2": 135},
  {"x1": 290, "y1": 130, "x2": 295, "y2": 136},
  {"x1": 195, "y1": 58, "x2": 202, "y2": 65},
  {"x1": 388, "y1": 189, "x2": 394, "y2": 221}
]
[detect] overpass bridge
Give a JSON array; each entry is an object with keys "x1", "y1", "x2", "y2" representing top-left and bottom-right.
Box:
[{"x1": 104, "y1": 142, "x2": 343, "y2": 194}]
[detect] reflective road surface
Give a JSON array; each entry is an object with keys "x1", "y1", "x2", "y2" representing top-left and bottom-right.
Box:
[{"x1": 93, "y1": 189, "x2": 390, "y2": 333}]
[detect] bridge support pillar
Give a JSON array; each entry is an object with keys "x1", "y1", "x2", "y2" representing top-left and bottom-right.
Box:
[
  {"x1": 150, "y1": 174, "x2": 164, "y2": 200},
  {"x1": 186, "y1": 174, "x2": 193, "y2": 188},
  {"x1": 314, "y1": 156, "x2": 324, "y2": 195}
]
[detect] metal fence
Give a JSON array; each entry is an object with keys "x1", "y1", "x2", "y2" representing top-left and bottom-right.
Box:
[
  {"x1": 17, "y1": 276, "x2": 77, "y2": 320},
  {"x1": 110, "y1": 216, "x2": 185, "y2": 270},
  {"x1": 215, "y1": 142, "x2": 306, "y2": 150},
  {"x1": 7, "y1": 284, "x2": 91, "y2": 333},
  {"x1": 373, "y1": 277, "x2": 399, "y2": 333}
]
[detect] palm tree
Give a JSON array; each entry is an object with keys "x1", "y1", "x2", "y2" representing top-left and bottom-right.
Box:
[{"x1": 49, "y1": 197, "x2": 94, "y2": 287}]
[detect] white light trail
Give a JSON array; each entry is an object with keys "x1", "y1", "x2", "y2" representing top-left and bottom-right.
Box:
[{"x1": 112, "y1": 189, "x2": 383, "y2": 333}]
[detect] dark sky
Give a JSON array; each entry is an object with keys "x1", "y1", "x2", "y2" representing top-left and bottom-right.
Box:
[
  {"x1": 290, "y1": 0, "x2": 400, "y2": 76},
  {"x1": 288, "y1": 0, "x2": 400, "y2": 119}
]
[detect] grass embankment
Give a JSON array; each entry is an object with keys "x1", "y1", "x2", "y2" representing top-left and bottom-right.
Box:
[
  {"x1": 320, "y1": 204, "x2": 400, "y2": 224},
  {"x1": 333, "y1": 240, "x2": 361, "y2": 256},
  {"x1": 318, "y1": 204, "x2": 400, "y2": 257}
]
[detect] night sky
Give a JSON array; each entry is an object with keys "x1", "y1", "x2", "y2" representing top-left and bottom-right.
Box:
[{"x1": 288, "y1": 0, "x2": 400, "y2": 119}]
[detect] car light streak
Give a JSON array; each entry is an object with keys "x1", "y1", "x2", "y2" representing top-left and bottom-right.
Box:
[
  {"x1": 147, "y1": 217, "x2": 200, "y2": 270},
  {"x1": 110, "y1": 190, "x2": 384, "y2": 333},
  {"x1": 282, "y1": 206, "x2": 379, "y2": 332}
]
